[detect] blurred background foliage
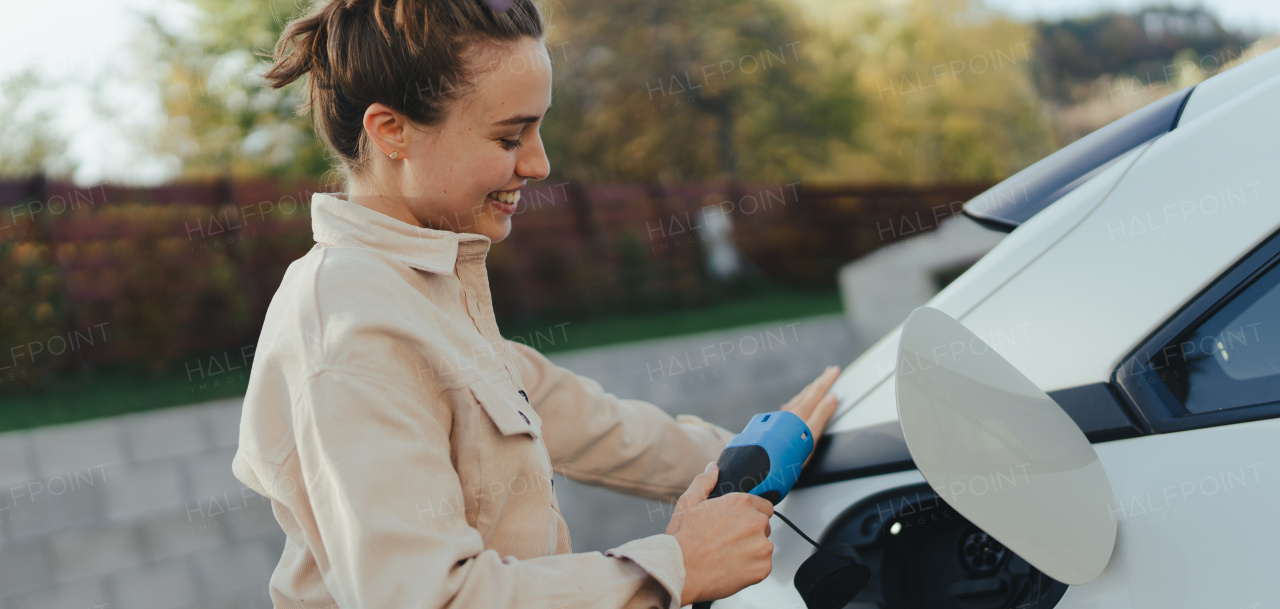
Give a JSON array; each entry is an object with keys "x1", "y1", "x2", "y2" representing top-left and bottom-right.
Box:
[
  {"x1": 0, "y1": 0, "x2": 1276, "y2": 423},
  {"x1": 0, "y1": 71, "x2": 74, "y2": 179},
  {"x1": 798, "y1": 0, "x2": 1060, "y2": 183},
  {"x1": 139, "y1": 0, "x2": 334, "y2": 182},
  {"x1": 539, "y1": 0, "x2": 861, "y2": 182},
  {"x1": 1033, "y1": 5, "x2": 1256, "y2": 104},
  {"x1": 0, "y1": 0, "x2": 1273, "y2": 185},
  {"x1": 109, "y1": 0, "x2": 1273, "y2": 186}
]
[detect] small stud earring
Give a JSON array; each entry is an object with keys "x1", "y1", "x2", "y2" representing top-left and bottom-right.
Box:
[{"x1": 390, "y1": 151, "x2": 399, "y2": 160}]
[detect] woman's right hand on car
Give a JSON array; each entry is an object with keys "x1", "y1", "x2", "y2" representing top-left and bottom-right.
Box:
[{"x1": 665, "y1": 462, "x2": 775, "y2": 606}]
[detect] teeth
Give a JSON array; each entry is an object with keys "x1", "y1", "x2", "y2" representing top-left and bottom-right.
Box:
[{"x1": 488, "y1": 190, "x2": 521, "y2": 205}]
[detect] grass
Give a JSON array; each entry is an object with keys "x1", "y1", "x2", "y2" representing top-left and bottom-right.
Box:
[
  {"x1": 0, "y1": 369, "x2": 251, "y2": 433},
  {"x1": 500, "y1": 289, "x2": 844, "y2": 354},
  {"x1": 0, "y1": 287, "x2": 843, "y2": 432}
]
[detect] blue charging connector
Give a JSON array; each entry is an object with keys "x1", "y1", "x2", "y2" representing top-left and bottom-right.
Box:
[{"x1": 707, "y1": 410, "x2": 814, "y2": 504}]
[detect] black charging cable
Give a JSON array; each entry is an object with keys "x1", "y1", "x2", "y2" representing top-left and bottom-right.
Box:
[{"x1": 773, "y1": 510, "x2": 854, "y2": 563}]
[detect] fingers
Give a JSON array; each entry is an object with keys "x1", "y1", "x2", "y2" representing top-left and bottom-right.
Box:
[
  {"x1": 801, "y1": 394, "x2": 839, "y2": 469},
  {"x1": 809, "y1": 367, "x2": 841, "y2": 411},
  {"x1": 785, "y1": 365, "x2": 843, "y2": 419},
  {"x1": 747, "y1": 494, "x2": 775, "y2": 517},
  {"x1": 744, "y1": 501, "x2": 773, "y2": 540},
  {"x1": 800, "y1": 369, "x2": 842, "y2": 468},
  {"x1": 680, "y1": 462, "x2": 719, "y2": 508},
  {"x1": 809, "y1": 392, "x2": 839, "y2": 435},
  {"x1": 786, "y1": 369, "x2": 826, "y2": 409},
  {"x1": 807, "y1": 365, "x2": 839, "y2": 395},
  {"x1": 813, "y1": 367, "x2": 840, "y2": 399},
  {"x1": 794, "y1": 368, "x2": 828, "y2": 406},
  {"x1": 813, "y1": 365, "x2": 841, "y2": 397},
  {"x1": 709, "y1": 493, "x2": 775, "y2": 525}
]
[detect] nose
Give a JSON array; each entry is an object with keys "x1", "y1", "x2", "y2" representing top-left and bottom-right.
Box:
[{"x1": 516, "y1": 135, "x2": 550, "y2": 181}]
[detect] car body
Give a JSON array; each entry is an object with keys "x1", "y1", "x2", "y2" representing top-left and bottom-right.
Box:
[{"x1": 719, "y1": 47, "x2": 1280, "y2": 609}]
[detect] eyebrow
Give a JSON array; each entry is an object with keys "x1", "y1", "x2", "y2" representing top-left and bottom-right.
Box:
[{"x1": 493, "y1": 104, "x2": 553, "y2": 127}]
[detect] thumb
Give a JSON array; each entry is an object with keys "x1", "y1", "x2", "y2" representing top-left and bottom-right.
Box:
[{"x1": 681, "y1": 461, "x2": 720, "y2": 507}]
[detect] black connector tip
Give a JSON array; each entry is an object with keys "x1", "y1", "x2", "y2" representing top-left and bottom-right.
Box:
[{"x1": 793, "y1": 543, "x2": 872, "y2": 609}]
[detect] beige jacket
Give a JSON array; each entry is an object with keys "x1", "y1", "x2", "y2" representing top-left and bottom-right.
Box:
[{"x1": 232, "y1": 192, "x2": 737, "y2": 609}]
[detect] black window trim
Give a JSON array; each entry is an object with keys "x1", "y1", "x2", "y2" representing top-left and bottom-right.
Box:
[
  {"x1": 797, "y1": 382, "x2": 1143, "y2": 488},
  {"x1": 962, "y1": 85, "x2": 1195, "y2": 233},
  {"x1": 1112, "y1": 226, "x2": 1280, "y2": 434}
]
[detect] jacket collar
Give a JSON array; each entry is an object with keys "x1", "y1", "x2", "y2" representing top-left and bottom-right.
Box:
[{"x1": 310, "y1": 192, "x2": 491, "y2": 274}]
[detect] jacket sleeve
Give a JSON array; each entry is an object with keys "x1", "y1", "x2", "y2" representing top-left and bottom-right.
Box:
[
  {"x1": 507, "y1": 340, "x2": 738, "y2": 502},
  {"x1": 292, "y1": 365, "x2": 687, "y2": 609}
]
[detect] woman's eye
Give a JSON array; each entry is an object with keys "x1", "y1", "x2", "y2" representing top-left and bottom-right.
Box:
[{"x1": 499, "y1": 137, "x2": 523, "y2": 151}]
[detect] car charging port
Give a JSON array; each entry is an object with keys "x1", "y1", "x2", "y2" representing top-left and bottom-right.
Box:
[
  {"x1": 959, "y1": 530, "x2": 1008, "y2": 576},
  {"x1": 817, "y1": 485, "x2": 1068, "y2": 609}
]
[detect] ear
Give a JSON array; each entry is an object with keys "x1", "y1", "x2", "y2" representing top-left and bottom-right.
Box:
[{"x1": 363, "y1": 103, "x2": 409, "y2": 157}]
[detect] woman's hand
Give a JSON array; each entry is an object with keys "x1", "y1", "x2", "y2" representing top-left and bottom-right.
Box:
[
  {"x1": 667, "y1": 462, "x2": 775, "y2": 605},
  {"x1": 781, "y1": 365, "x2": 842, "y2": 468}
]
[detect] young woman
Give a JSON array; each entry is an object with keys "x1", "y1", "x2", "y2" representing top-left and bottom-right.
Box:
[{"x1": 233, "y1": 1, "x2": 842, "y2": 607}]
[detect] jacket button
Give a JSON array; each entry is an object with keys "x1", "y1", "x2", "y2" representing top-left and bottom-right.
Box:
[
  {"x1": 518, "y1": 411, "x2": 530, "y2": 424},
  {"x1": 518, "y1": 390, "x2": 529, "y2": 403}
]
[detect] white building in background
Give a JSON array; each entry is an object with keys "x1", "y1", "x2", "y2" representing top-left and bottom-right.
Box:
[{"x1": 837, "y1": 215, "x2": 1005, "y2": 341}]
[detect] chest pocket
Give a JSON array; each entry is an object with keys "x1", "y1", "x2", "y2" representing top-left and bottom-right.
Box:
[{"x1": 470, "y1": 379, "x2": 542, "y2": 440}]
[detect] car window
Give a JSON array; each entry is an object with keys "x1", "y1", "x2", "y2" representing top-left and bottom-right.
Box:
[
  {"x1": 1115, "y1": 228, "x2": 1280, "y2": 433},
  {"x1": 1149, "y1": 261, "x2": 1280, "y2": 413}
]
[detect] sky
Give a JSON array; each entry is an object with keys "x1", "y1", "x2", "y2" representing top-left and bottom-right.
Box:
[
  {"x1": 985, "y1": 0, "x2": 1280, "y2": 35},
  {"x1": 0, "y1": 0, "x2": 193, "y2": 184},
  {"x1": 1, "y1": 0, "x2": 1278, "y2": 185}
]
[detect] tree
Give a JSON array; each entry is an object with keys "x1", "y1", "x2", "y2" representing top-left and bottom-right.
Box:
[
  {"x1": 137, "y1": 0, "x2": 332, "y2": 181},
  {"x1": 0, "y1": 69, "x2": 73, "y2": 180},
  {"x1": 134, "y1": 0, "x2": 1065, "y2": 185},
  {"x1": 539, "y1": 0, "x2": 862, "y2": 183},
  {"x1": 1033, "y1": 7, "x2": 1255, "y2": 104},
  {"x1": 794, "y1": 0, "x2": 1060, "y2": 183}
]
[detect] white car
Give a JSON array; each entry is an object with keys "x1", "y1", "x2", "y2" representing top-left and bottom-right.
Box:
[{"x1": 720, "y1": 48, "x2": 1280, "y2": 609}]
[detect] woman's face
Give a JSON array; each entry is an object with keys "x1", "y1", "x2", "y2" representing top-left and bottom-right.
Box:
[{"x1": 355, "y1": 37, "x2": 553, "y2": 243}]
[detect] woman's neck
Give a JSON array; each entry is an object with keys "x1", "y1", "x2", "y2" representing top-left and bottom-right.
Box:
[{"x1": 345, "y1": 183, "x2": 425, "y2": 229}]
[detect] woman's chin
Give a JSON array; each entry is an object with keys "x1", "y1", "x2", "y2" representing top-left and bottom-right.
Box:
[{"x1": 478, "y1": 217, "x2": 513, "y2": 243}]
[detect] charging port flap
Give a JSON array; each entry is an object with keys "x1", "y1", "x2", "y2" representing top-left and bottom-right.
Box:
[{"x1": 894, "y1": 306, "x2": 1117, "y2": 585}]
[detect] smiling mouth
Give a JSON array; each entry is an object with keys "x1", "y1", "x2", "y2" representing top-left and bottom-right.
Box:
[{"x1": 487, "y1": 190, "x2": 521, "y2": 205}]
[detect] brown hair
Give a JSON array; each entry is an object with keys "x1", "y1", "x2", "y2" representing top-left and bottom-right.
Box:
[{"x1": 262, "y1": 0, "x2": 545, "y2": 181}]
